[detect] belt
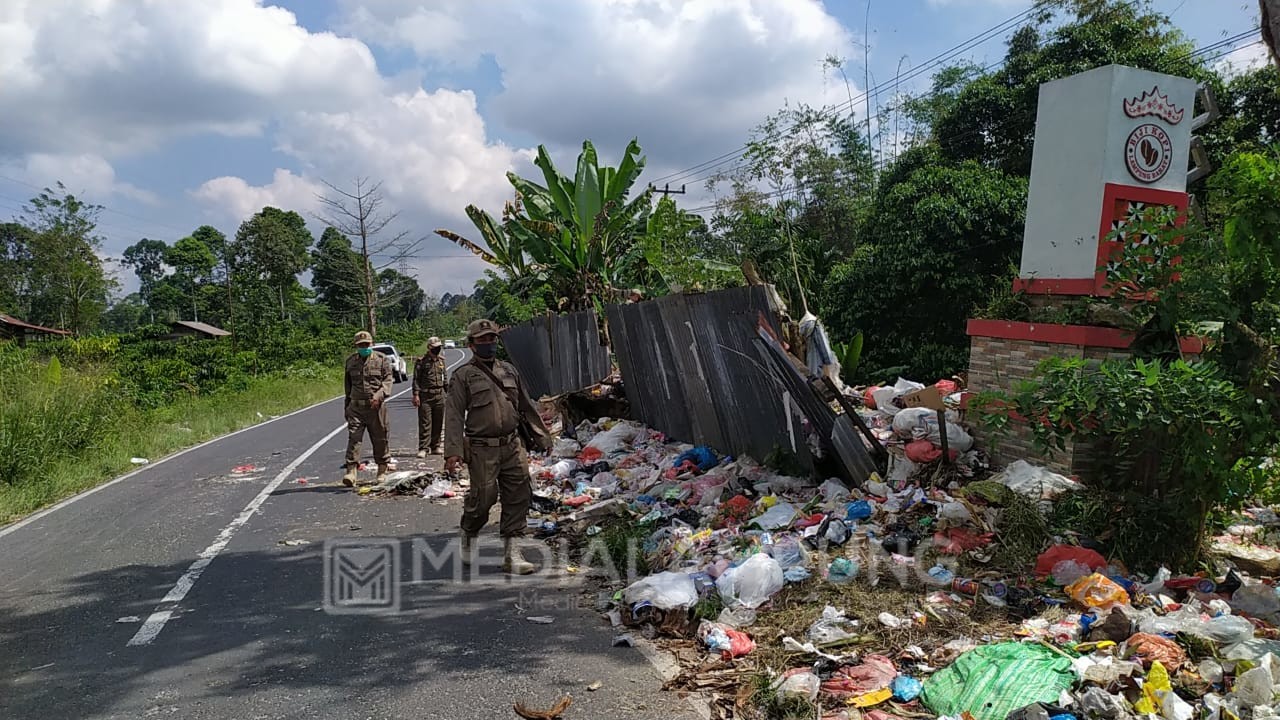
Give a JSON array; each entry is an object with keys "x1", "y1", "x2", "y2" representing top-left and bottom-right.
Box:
[{"x1": 466, "y1": 431, "x2": 518, "y2": 447}]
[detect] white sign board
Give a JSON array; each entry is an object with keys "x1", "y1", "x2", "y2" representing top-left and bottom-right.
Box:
[{"x1": 1019, "y1": 65, "x2": 1196, "y2": 288}]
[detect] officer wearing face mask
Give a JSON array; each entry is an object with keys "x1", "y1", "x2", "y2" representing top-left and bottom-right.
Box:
[
  {"x1": 342, "y1": 330, "x2": 394, "y2": 487},
  {"x1": 413, "y1": 336, "x2": 448, "y2": 458},
  {"x1": 444, "y1": 319, "x2": 552, "y2": 575}
]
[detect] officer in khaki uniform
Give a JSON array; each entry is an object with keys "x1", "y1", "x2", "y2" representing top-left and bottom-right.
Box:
[
  {"x1": 342, "y1": 330, "x2": 394, "y2": 487},
  {"x1": 413, "y1": 336, "x2": 448, "y2": 458},
  {"x1": 445, "y1": 319, "x2": 552, "y2": 575}
]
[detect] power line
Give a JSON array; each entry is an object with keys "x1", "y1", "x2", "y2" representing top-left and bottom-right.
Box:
[
  {"x1": 648, "y1": 0, "x2": 1065, "y2": 188},
  {"x1": 680, "y1": 27, "x2": 1263, "y2": 217}
]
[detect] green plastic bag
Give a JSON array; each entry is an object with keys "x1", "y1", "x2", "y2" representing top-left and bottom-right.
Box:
[{"x1": 922, "y1": 642, "x2": 1075, "y2": 720}]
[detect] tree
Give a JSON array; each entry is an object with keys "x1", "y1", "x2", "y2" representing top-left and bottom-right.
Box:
[
  {"x1": 822, "y1": 149, "x2": 1028, "y2": 380},
  {"x1": 23, "y1": 183, "x2": 115, "y2": 333},
  {"x1": 166, "y1": 235, "x2": 217, "y2": 321},
  {"x1": 316, "y1": 178, "x2": 423, "y2": 336},
  {"x1": 932, "y1": 1, "x2": 1202, "y2": 175},
  {"x1": 102, "y1": 292, "x2": 148, "y2": 333},
  {"x1": 0, "y1": 222, "x2": 34, "y2": 316},
  {"x1": 437, "y1": 139, "x2": 653, "y2": 314},
  {"x1": 638, "y1": 197, "x2": 738, "y2": 294},
  {"x1": 311, "y1": 226, "x2": 368, "y2": 325},
  {"x1": 231, "y1": 207, "x2": 313, "y2": 323},
  {"x1": 122, "y1": 238, "x2": 169, "y2": 309},
  {"x1": 191, "y1": 225, "x2": 233, "y2": 330},
  {"x1": 377, "y1": 268, "x2": 426, "y2": 324}
]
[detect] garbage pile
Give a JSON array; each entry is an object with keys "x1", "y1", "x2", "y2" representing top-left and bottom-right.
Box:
[
  {"x1": 354, "y1": 469, "x2": 465, "y2": 499},
  {"x1": 525, "y1": 413, "x2": 1280, "y2": 719}
]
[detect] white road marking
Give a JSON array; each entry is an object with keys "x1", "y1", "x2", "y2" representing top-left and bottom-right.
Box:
[
  {"x1": 127, "y1": 386, "x2": 413, "y2": 647},
  {"x1": 0, "y1": 393, "x2": 345, "y2": 541}
]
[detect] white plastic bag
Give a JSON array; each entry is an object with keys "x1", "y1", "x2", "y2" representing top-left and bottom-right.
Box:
[
  {"x1": 818, "y1": 478, "x2": 850, "y2": 503},
  {"x1": 623, "y1": 572, "x2": 698, "y2": 610},
  {"x1": 552, "y1": 438, "x2": 581, "y2": 458},
  {"x1": 1231, "y1": 665, "x2": 1275, "y2": 706},
  {"x1": 751, "y1": 502, "x2": 798, "y2": 530},
  {"x1": 993, "y1": 460, "x2": 1083, "y2": 502},
  {"x1": 808, "y1": 605, "x2": 857, "y2": 644},
  {"x1": 586, "y1": 422, "x2": 642, "y2": 455},
  {"x1": 776, "y1": 671, "x2": 821, "y2": 701},
  {"x1": 717, "y1": 554, "x2": 784, "y2": 610}
]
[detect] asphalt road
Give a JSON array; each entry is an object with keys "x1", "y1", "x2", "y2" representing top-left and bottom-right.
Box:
[{"x1": 0, "y1": 348, "x2": 704, "y2": 720}]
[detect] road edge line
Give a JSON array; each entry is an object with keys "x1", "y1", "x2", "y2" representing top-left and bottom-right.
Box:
[{"x1": 0, "y1": 392, "x2": 346, "y2": 541}]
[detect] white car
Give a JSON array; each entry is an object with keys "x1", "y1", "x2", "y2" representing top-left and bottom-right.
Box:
[
  {"x1": 443, "y1": 339, "x2": 457, "y2": 349},
  {"x1": 371, "y1": 343, "x2": 408, "y2": 383}
]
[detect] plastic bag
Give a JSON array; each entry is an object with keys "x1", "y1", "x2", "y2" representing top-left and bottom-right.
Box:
[
  {"x1": 551, "y1": 438, "x2": 581, "y2": 458},
  {"x1": 892, "y1": 676, "x2": 923, "y2": 702},
  {"x1": 1065, "y1": 573, "x2": 1129, "y2": 609},
  {"x1": 1232, "y1": 581, "x2": 1280, "y2": 621},
  {"x1": 1035, "y1": 545, "x2": 1108, "y2": 581},
  {"x1": 845, "y1": 500, "x2": 874, "y2": 521},
  {"x1": 828, "y1": 557, "x2": 859, "y2": 584},
  {"x1": 819, "y1": 478, "x2": 851, "y2": 503},
  {"x1": 1051, "y1": 560, "x2": 1093, "y2": 587},
  {"x1": 698, "y1": 620, "x2": 755, "y2": 659},
  {"x1": 777, "y1": 669, "x2": 821, "y2": 701},
  {"x1": 1231, "y1": 664, "x2": 1275, "y2": 706},
  {"x1": 992, "y1": 460, "x2": 1082, "y2": 503},
  {"x1": 809, "y1": 606, "x2": 858, "y2": 644},
  {"x1": 1127, "y1": 633, "x2": 1187, "y2": 669},
  {"x1": 623, "y1": 572, "x2": 698, "y2": 610},
  {"x1": 751, "y1": 502, "x2": 798, "y2": 530},
  {"x1": 766, "y1": 536, "x2": 808, "y2": 569},
  {"x1": 717, "y1": 554, "x2": 784, "y2": 609},
  {"x1": 586, "y1": 422, "x2": 642, "y2": 455}
]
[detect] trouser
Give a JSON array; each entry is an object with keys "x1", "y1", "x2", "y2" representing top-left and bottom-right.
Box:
[
  {"x1": 460, "y1": 436, "x2": 531, "y2": 538},
  {"x1": 417, "y1": 395, "x2": 444, "y2": 451},
  {"x1": 344, "y1": 400, "x2": 390, "y2": 466}
]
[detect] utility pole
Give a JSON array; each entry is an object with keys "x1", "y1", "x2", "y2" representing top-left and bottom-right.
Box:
[{"x1": 648, "y1": 183, "x2": 687, "y2": 197}]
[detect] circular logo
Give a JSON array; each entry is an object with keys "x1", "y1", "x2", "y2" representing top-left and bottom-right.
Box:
[{"x1": 1125, "y1": 123, "x2": 1173, "y2": 183}]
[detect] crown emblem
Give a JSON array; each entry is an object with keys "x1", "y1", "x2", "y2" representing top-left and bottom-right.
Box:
[{"x1": 1123, "y1": 86, "x2": 1184, "y2": 125}]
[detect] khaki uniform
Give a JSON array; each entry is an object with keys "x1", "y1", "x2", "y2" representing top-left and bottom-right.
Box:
[
  {"x1": 414, "y1": 353, "x2": 447, "y2": 452},
  {"x1": 344, "y1": 351, "x2": 394, "y2": 466},
  {"x1": 445, "y1": 359, "x2": 550, "y2": 538}
]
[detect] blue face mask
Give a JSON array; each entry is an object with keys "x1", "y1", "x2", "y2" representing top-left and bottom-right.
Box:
[
  {"x1": 472, "y1": 342, "x2": 497, "y2": 359},
  {"x1": 358, "y1": 347, "x2": 372, "y2": 358}
]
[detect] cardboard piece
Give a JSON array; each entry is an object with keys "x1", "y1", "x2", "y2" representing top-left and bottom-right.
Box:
[{"x1": 902, "y1": 387, "x2": 946, "y2": 411}]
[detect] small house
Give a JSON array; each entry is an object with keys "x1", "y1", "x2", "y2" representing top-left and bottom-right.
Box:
[
  {"x1": 165, "y1": 320, "x2": 231, "y2": 341},
  {"x1": 0, "y1": 313, "x2": 71, "y2": 346}
]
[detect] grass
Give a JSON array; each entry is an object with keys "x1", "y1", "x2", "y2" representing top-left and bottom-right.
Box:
[{"x1": 0, "y1": 369, "x2": 343, "y2": 524}]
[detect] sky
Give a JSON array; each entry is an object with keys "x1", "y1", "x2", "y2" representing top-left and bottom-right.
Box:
[{"x1": 0, "y1": 0, "x2": 1267, "y2": 299}]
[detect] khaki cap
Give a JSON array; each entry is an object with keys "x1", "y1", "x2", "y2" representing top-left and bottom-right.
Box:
[
  {"x1": 428, "y1": 336, "x2": 443, "y2": 348},
  {"x1": 353, "y1": 330, "x2": 373, "y2": 346},
  {"x1": 466, "y1": 319, "x2": 501, "y2": 340}
]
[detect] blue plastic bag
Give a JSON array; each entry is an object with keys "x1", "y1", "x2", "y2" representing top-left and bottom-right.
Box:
[
  {"x1": 893, "y1": 676, "x2": 923, "y2": 702},
  {"x1": 674, "y1": 445, "x2": 719, "y2": 471},
  {"x1": 845, "y1": 500, "x2": 873, "y2": 522}
]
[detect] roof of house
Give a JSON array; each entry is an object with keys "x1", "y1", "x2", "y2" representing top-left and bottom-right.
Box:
[
  {"x1": 170, "y1": 320, "x2": 231, "y2": 337},
  {"x1": 0, "y1": 313, "x2": 71, "y2": 336}
]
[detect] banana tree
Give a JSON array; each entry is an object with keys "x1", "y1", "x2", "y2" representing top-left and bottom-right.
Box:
[
  {"x1": 506, "y1": 140, "x2": 653, "y2": 310},
  {"x1": 436, "y1": 138, "x2": 653, "y2": 314}
]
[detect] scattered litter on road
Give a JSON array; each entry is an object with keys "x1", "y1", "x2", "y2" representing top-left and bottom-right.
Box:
[
  {"x1": 279, "y1": 539, "x2": 307, "y2": 546},
  {"x1": 586, "y1": 681, "x2": 602, "y2": 691},
  {"x1": 295, "y1": 477, "x2": 311, "y2": 485},
  {"x1": 232, "y1": 464, "x2": 257, "y2": 474},
  {"x1": 129, "y1": 458, "x2": 149, "y2": 465},
  {"x1": 115, "y1": 616, "x2": 141, "y2": 623},
  {"x1": 612, "y1": 634, "x2": 634, "y2": 647},
  {"x1": 526, "y1": 616, "x2": 555, "y2": 624}
]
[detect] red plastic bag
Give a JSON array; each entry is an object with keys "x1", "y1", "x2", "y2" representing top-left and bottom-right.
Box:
[
  {"x1": 905, "y1": 440, "x2": 958, "y2": 464},
  {"x1": 1034, "y1": 545, "x2": 1108, "y2": 580},
  {"x1": 578, "y1": 446, "x2": 603, "y2": 463},
  {"x1": 935, "y1": 379, "x2": 959, "y2": 395},
  {"x1": 1127, "y1": 632, "x2": 1187, "y2": 669},
  {"x1": 933, "y1": 528, "x2": 994, "y2": 555},
  {"x1": 863, "y1": 387, "x2": 882, "y2": 410},
  {"x1": 820, "y1": 655, "x2": 897, "y2": 699}
]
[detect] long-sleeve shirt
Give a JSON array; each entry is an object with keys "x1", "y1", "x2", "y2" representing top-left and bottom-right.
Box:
[
  {"x1": 344, "y1": 351, "x2": 393, "y2": 405},
  {"x1": 444, "y1": 359, "x2": 549, "y2": 458},
  {"x1": 413, "y1": 353, "x2": 447, "y2": 400}
]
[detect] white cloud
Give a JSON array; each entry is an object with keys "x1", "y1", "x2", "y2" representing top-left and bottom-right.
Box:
[
  {"x1": 4, "y1": 153, "x2": 158, "y2": 204},
  {"x1": 0, "y1": 0, "x2": 381, "y2": 158},
  {"x1": 192, "y1": 169, "x2": 325, "y2": 225},
  {"x1": 340, "y1": 0, "x2": 858, "y2": 167}
]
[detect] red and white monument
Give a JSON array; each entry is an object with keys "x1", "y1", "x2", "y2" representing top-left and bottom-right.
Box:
[{"x1": 967, "y1": 64, "x2": 1208, "y2": 474}]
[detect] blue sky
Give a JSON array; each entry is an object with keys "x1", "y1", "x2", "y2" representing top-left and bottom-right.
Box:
[{"x1": 0, "y1": 0, "x2": 1265, "y2": 298}]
